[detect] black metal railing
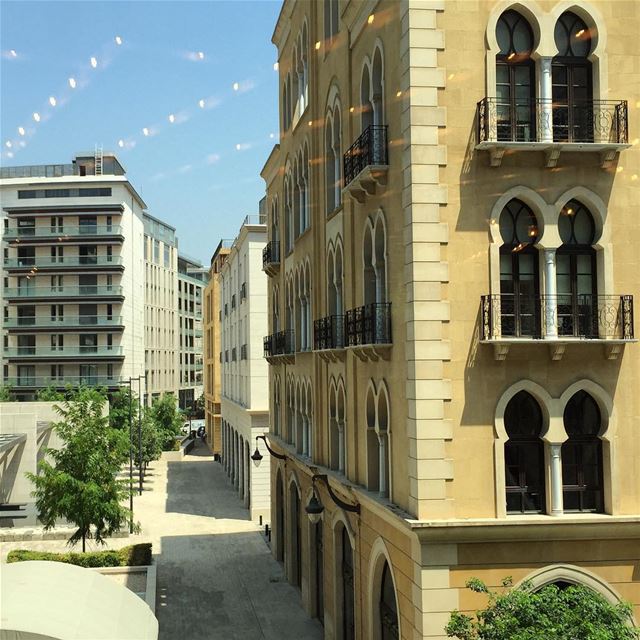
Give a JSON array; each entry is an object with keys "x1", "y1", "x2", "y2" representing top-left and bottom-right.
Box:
[
  {"x1": 263, "y1": 330, "x2": 295, "y2": 358},
  {"x1": 477, "y1": 98, "x2": 628, "y2": 145},
  {"x1": 343, "y1": 125, "x2": 388, "y2": 186},
  {"x1": 481, "y1": 294, "x2": 634, "y2": 340},
  {"x1": 314, "y1": 315, "x2": 345, "y2": 350},
  {"x1": 345, "y1": 303, "x2": 392, "y2": 346},
  {"x1": 262, "y1": 241, "x2": 281, "y2": 269}
]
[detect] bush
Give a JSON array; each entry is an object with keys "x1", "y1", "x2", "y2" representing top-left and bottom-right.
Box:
[{"x1": 7, "y1": 543, "x2": 152, "y2": 567}]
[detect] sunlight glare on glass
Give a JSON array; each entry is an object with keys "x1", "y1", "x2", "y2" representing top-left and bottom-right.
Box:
[
  {"x1": 168, "y1": 114, "x2": 176, "y2": 123},
  {"x1": 90, "y1": 56, "x2": 98, "y2": 68},
  {"x1": 115, "y1": 35, "x2": 123, "y2": 45},
  {"x1": 5, "y1": 141, "x2": 12, "y2": 148},
  {"x1": 198, "y1": 99, "x2": 205, "y2": 108},
  {"x1": 198, "y1": 51, "x2": 205, "y2": 60},
  {"x1": 143, "y1": 127, "x2": 150, "y2": 136},
  {"x1": 10, "y1": 49, "x2": 17, "y2": 57},
  {"x1": 18, "y1": 127, "x2": 25, "y2": 136},
  {"x1": 68, "y1": 77, "x2": 77, "y2": 89},
  {"x1": 49, "y1": 96, "x2": 57, "y2": 107},
  {"x1": 33, "y1": 112, "x2": 40, "y2": 122},
  {"x1": 233, "y1": 82, "x2": 239, "y2": 91},
  {"x1": 118, "y1": 139, "x2": 125, "y2": 148}
]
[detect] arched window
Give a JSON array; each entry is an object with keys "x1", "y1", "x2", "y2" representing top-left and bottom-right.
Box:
[
  {"x1": 324, "y1": 0, "x2": 339, "y2": 40},
  {"x1": 553, "y1": 12, "x2": 593, "y2": 142},
  {"x1": 365, "y1": 382, "x2": 391, "y2": 497},
  {"x1": 325, "y1": 105, "x2": 342, "y2": 214},
  {"x1": 313, "y1": 521, "x2": 324, "y2": 624},
  {"x1": 270, "y1": 198, "x2": 280, "y2": 250},
  {"x1": 379, "y1": 561, "x2": 399, "y2": 640},
  {"x1": 360, "y1": 64, "x2": 373, "y2": 132},
  {"x1": 499, "y1": 199, "x2": 540, "y2": 337},
  {"x1": 273, "y1": 375, "x2": 281, "y2": 436},
  {"x1": 562, "y1": 390, "x2": 603, "y2": 513},
  {"x1": 276, "y1": 470, "x2": 285, "y2": 561},
  {"x1": 366, "y1": 386, "x2": 379, "y2": 491},
  {"x1": 504, "y1": 391, "x2": 545, "y2": 514},
  {"x1": 341, "y1": 527, "x2": 355, "y2": 639},
  {"x1": 284, "y1": 174, "x2": 294, "y2": 253},
  {"x1": 289, "y1": 482, "x2": 302, "y2": 587},
  {"x1": 371, "y1": 47, "x2": 384, "y2": 128},
  {"x1": 557, "y1": 201, "x2": 597, "y2": 337},
  {"x1": 495, "y1": 10, "x2": 535, "y2": 141},
  {"x1": 286, "y1": 378, "x2": 294, "y2": 444}
]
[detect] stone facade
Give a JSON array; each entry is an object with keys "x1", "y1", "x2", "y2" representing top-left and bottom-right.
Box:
[{"x1": 262, "y1": 1, "x2": 639, "y2": 639}]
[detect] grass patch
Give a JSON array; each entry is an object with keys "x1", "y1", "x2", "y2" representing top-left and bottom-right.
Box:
[{"x1": 6, "y1": 543, "x2": 152, "y2": 567}]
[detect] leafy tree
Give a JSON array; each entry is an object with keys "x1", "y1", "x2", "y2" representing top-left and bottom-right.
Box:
[
  {"x1": 193, "y1": 394, "x2": 205, "y2": 418},
  {"x1": 446, "y1": 577, "x2": 639, "y2": 640},
  {"x1": 0, "y1": 385, "x2": 14, "y2": 402},
  {"x1": 149, "y1": 393, "x2": 184, "y2": 450},
  {"x1": 27, "y1": 387, "x2": 136, "y2": 552},
  {"x1": 108, "y1": 387, "x2": 136, "y2": 431},
  {"x1": 36, "y1": 385, "x2": 65, "y2": 401},
  {"x1": 133, "y1": 409, "x2": 163, "y2": 471}
]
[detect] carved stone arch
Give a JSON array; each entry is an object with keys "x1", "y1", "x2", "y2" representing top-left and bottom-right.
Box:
[
  {"x1": 517, "y1": 564, "x2": 636, "y2": 624},
  {"x1": 325, "y1": 79, "x2": 342, "y2": 115},
  {"x1": 489, "y1": 187, "x2": 551, "y2": 245},
  {"x1": 495, "y1": 379, "x2": 554, "y2": 442},
  {"x1": 371, "y1": 39, "x2": 385, "y2": 125},
  {"x1": 559, "y1": 379, "x2": 613, "y2": 438},
  {"x1": 367, "y1": 537, "x2": 401, "y2": 640},
  {"x1": 553, "y1": 187, "x2": 608, "y2": 246},
  {"x1": 376, "y1": 380, "x2": 390, "y2": 434},
  {"x1": 549, "y1": 1, "x2": 607, "y2": 58},
  {"x1": 331, "y1": 508, "x2": 357, "y2": 549}
]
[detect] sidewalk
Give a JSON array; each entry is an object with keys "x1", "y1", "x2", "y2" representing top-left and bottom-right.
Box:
[{"x1": 1, "y1": 441, "x2": 323, "y2": 640}]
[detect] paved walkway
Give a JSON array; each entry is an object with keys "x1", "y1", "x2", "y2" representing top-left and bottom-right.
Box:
[{"x1": 1, "y1": 441, "x2": 323, "y2": 640}]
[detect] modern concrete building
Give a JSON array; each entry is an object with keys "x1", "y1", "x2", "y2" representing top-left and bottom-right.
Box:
[
  {"x1": 220, "y1": 212, "x2": 270, "y2": 521},
  {"x1": 1, "y1": 152, "x2": 146, "y2": 399},
  {"x1": 262, "y1": 1, "x2": 639, "y2": 638},
  {"x1": 177, "y1": 254, "x2": 207, "y2": 410},
  {"x1": 143, "y1": 213, "x2": 179, "y2": 404},
  {"x1": 203, "y1": 240, "x2": 232, "y2": 454}
]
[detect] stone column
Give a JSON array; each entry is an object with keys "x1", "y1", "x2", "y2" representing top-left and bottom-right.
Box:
[
  {"x1": 540, "y1": 58, "x2": 554, "y2": 143},
  {"x1": 544, "y1": 249, "x2": 558, "y2": 338},
  {"x1": 550, "y1": 444, "x2": 564, "y2": 516},
  {"x1": 378, "y1": 433, "x2": 387, "y2": 496}
]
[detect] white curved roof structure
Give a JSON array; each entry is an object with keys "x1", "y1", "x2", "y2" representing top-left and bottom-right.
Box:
[{"x1": 0, "y1": 561, "x2": 158, "y2": 640}]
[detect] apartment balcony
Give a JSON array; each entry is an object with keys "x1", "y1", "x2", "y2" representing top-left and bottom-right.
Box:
[
  {"x1": 262, "y1": 241, "x2": 280, "y2": 276},
  {"x1": 240, "y1": 344, "x2": 248, "y2": 360},
  {"x1": 3, "y1": 375, "x2": 123, "y2": 390},
  {"x1": 3, "y1": 285, "x2": 124, "y2": 302},
  {"x1": 263, "y1": 330, "x2": 295, "y2": 364},
  {"x1": 476, "y1": 98, "x2": 629, "y2": 168},
  {"x1": 2, "y1": 225, "x2": 124, "y2": 243},
  {"x1": 345, "y1": 303, "x2": 392, "y2": 361},
  {"x1": 3, "y1": 256, "x2": 124, "y2": 273},
  {"x1": 313, "y1": 315, "x2": 345, "y2": 362},
  {"x1": 343, "y1": 125, "x2": 389, "y2": 203},
  {"x1": 3, "y1": 346, "x2": 125, "y2": 362},
  {"x1": 3, "y1": 315, "x2": 124, "y2": 333},
  {"x1": 481, "y1": 294, "x2": 635, "y2": 360}
]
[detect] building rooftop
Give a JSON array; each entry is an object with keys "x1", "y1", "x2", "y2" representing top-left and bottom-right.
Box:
[{"x1": 0, "y1": 152, "x2": 126, "y2": 180}]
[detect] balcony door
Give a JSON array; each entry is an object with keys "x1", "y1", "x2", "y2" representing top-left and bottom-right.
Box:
[
  {"x1": 556, "y1": 201, "x2": 597, "y2": 337},
  {"x1": 552, "y1": 12, "x2": 593, "y2": 142},
  {"x1": 495, "y1": 10, "x2": 535, "y2": 142},
  {"x1": 499, "y1": 200, "x2": 540, "y2": 337}
]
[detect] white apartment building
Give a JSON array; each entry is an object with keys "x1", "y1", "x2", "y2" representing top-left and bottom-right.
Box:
[
  {"x1": 1, "y1": 152, "x2": 146, "y2": 398},
  {"x1": 144, "y1": 213, "x2": 179, "y2": 404},
  {"x1": 220, "y1": 212, "x2": 270, "y2": 521},
  {"x1": 177, "y1": 254, "x2": 206, "y2": 410}
]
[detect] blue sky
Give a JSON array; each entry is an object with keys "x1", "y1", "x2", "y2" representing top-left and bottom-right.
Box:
[{"x1": 0, "y1": 0, "x2": 281, "y2": 264}]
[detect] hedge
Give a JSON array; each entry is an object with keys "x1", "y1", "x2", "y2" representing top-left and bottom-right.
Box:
[{"x1": 6, "y1": 543, "x2": 152, "y2": 568}]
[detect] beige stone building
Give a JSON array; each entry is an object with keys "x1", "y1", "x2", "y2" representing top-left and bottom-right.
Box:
[
  {"x1": 261, "y1": 1, "x2": 639, "y2": 638},
  {"x1": 203, "y1": 240, "x2": 232, "y2": 453}
]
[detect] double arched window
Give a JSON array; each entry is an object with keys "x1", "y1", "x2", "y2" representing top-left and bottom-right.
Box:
[
  {"x1": 294, "y1": 262, "x2": 311, "y2": 351},
  {"x1": 501, "y1": 387, "x2": 604, "y2": 515},
  {"x1": 329, "y1": 377, "x2": 346, "y2": 473},
  {"x1": 363, "y1": 213, "x2": 387, "y2": 306},
  {"x1": 499, "y1": 199, "x2": 540, "y2": 337},
  {"x1": 504, "y1": 391, "x2": 545, "y2": 513},
  {"x1": 495, "y1": 10, "x2": 535, "y2": 141},
  {"x1": 365, "y1": 382, "x2": 391, "y2": 497},
  {"x1": 293, "y1": 145, "x2": 310, "y2": 237},
  {"x1": 360, "y1": 47, "x2": 384, "y2": 132},
  {"x1": 295, "y1": 380, "x2": 313, "y2": 457},
  {"x1": 325, "y1": 100, "x2": 342, "y2": 214}
]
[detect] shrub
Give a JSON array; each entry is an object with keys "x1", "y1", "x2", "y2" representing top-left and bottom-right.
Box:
[{"x1": 7, "y1": 543, "x2": 152, "y2": 567}]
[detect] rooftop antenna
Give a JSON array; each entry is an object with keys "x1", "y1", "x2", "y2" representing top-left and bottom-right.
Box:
[{"x1": 94, "y1": 144, "x2": 103, "y2": 175}]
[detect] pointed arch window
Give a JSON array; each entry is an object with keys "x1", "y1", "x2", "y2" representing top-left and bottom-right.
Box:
[
  {"x1": 553, "y1": 12, "x2": 593, "y2": 142},
  {"x1": 504, "y1": 391, "x2": 545, "y2": 514},
  {"x1": 495, "y1": 10, "x2": 535, "y2": 141},
  {"x1": 562, "y1": 390, "x2": 603, "y2": 513},
  {"x1": 557, "y1": 201, "x2": 597, "y2": 337},
  {"x1": 499, "y1": 199, "x2": 540, "y2": 337},
  {"x1": 341, "y1": 527, "x2": 355, "y2": 639},
  {"x1": 380, "y1": 562, "x2": 399, "y2": 640}
]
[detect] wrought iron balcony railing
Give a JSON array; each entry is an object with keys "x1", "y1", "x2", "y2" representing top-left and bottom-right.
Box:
[
  {"x1": 3, "y1": 315, "x2": 123, "y2": 329},
  {"x1": 4, "y1": 256, "x2": 123, "y2": 269},
  {"x1": 343, "y1": 125, "x2": 388, "y2": 186},
  {"x1": 240, "y1": 344, "x2": 248, "y2": 360},
  {"x1": 481, "y1": 294, "x2": 634, "y2": 340},
  {"x1": 345, "y1": 303, "x2": 392, "y2": 346},
  {"x1": 3, "y1": 285, "x2": 123, "y2": 299},
  {"x1": 262, "y1": 241, "x2": 281, "y2": 269},
  {"x1": 4, "y1": 346, "x2": 124, "y2": 358},
  {"x1": 263, "y1": 330, "x2": 295, "y2": 358},
  {"x1": 477, "y1": 98, "x2": 628, "y2": 145},
  {"x1": 2, "y1": 225, "x2": 123, "y2": 240},
  {"x1": 3, "y1": 375, "x2": 122, "y2": 388},
  {"x1": 314, "y1": 315, "x2": 345, "y2": 350}
]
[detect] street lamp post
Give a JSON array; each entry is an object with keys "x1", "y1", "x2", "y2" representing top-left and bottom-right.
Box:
[
  {"x1": 305, "y1": 474, "x2": 360, "y2": 524},
  {"x1": 127, "y1": 378, "x2": 134, "y2": 533},
  {"x1": 251, "y1": 434, "x2": 287, "y2": 467}
]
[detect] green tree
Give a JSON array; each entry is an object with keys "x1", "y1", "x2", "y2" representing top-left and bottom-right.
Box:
[
  {"x1": 149, "y1": 393, "x2": 184, "y2": 450},
  {"x1": 446, "y1": 577, "x2": 639, "y2": 640},
  {"x1": 133, "y1": 409, "x2": 163, "y2": 471},
  {"x1": 27, "y1": 387, "x2": 136, "y2": 552},
  {"x1": 0, "y1": 386, "x2": 14, "y2": 402},
  {"x1": 193, "y1": 393, "x2": 205, "y2": 418},
  {"x1": 108, "y1": 387, "x2": 136, "y2": 431},
  {"x1": 36, "y1": 385, "x2": 65, "y2": 401}
]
